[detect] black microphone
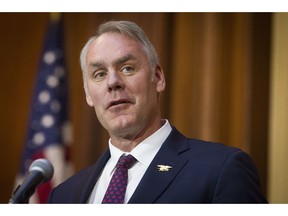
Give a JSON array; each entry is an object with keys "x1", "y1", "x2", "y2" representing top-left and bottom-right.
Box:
[{"x1": 9, "y1": 158, "x2": 54, "y2": 204}]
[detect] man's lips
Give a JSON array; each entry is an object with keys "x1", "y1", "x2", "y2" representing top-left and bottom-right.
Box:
[{"x1": 107, "y1": 99, "x2": 133, "y2": 109}]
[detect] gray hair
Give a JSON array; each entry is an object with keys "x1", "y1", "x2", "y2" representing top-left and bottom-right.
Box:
[{"x1": 80, "y1": 21, "x2": 160, "y2": 87}]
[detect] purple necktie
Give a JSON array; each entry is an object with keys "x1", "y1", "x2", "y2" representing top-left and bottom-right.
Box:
[{"x1": 102, "y1": 154, "x2": 137, "y2": 204}]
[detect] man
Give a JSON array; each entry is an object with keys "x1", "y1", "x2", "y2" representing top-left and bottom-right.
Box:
[{"x1": 48, "y1": 20, "x2": 267, "y2": 203}]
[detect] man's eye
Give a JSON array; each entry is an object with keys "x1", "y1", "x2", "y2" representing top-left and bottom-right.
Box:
[
  {"x1": 94, "y1": 71, "x2": 107, "y2": 80},
  {"x1": 122, "y1": 66, "x2": 134, "y2": 74}
]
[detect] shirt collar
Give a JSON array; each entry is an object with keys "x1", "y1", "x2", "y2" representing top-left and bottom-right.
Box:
[{"x1": 108, "y1": 119, "x2": 172, "y2": 168}]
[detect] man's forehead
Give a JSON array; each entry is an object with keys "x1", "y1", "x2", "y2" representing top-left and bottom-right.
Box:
[
  {"x1": 93, "y1": 32, "x2": 139, "y2": 46},
  {"x1": 86, "y1": 33, "x2": 148, "y2": 65},
  {"x1": 89, "y1": 34, "x2": 130, "y2": 52}
]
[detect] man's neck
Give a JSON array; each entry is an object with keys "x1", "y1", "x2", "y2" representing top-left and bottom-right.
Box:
[{"x1": 109, "y1": 119, "x2": 164, "y2": 152}]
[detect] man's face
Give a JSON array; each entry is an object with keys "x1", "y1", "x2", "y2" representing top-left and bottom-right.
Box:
[{"x1": 84, "y1": 33, "x2": 165, "y2": 139}]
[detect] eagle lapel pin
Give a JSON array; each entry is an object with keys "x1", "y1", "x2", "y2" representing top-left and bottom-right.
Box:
[{"x1": 157, "y1": 165, "x2": 172, "y2": 172}]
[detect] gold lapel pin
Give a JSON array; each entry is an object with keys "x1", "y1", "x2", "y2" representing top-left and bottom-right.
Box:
[{"x1": 157, "y1": 165, "x2": 172, "y2": 172}]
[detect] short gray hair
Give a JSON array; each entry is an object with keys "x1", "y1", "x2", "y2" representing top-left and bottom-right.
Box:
[{"x1": 80, "y1": 21, "x2": 160, "y2": 85}]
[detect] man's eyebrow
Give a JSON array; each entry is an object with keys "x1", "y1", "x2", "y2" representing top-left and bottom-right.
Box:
[
  {"x1": 89, "y1": 61, "x2": 105, "y2": 69},
  {"x1": 112, "y1": 54, "x2": 137, "y2": 66},
  {"x1": 88, "y1": 54, "x2": 137, "y2": 70}
]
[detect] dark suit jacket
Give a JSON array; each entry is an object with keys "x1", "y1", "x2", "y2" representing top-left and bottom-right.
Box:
[{"x1": 48, "y1": 127, "x2": 267, "y2": 203}]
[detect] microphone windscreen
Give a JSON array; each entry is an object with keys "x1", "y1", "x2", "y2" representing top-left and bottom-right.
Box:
[{"x1": 29, "y1": 159, "x2": 54, "y2": 182}]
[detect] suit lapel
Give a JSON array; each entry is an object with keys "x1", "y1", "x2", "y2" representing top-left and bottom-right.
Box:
[
  {"x1": 78, "y1": 150, "x2": 111, "y2": 203},
  {"x1": 129, "y1": 128, "x2": 189, "y2": 203}
]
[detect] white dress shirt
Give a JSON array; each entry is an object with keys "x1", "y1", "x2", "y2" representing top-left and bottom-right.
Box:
[{"x1": 88, "y1": 120, "x2": 172, "y2": 203}]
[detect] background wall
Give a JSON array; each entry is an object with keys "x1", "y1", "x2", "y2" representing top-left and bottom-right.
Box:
[
  {"x1": 268, "y1": 13, "x2": 288, "y2": 203},
  {"x1": 0, "y1": 12, "x2": 283, "y2": 203}
]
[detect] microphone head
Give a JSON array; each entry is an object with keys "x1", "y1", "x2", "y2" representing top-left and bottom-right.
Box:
[{"x1": 29, "y1": 159, "x2": 54, "y2": 182}]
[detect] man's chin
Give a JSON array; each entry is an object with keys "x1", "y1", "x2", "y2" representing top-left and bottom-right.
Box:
[{"x1": 106, "y1": 119, "x2": 136, "y2": 136}]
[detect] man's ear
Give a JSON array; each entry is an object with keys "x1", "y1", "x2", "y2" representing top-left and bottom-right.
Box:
[
  {"x1": 84, "y1": 84, "x2": 94, "y2": 107},
  {"x1": 86, "y1": 94, "x2": 94, "y2": 107},
  {"x1": 154, "y1": 65, "x2": 166, "y2": 93}
]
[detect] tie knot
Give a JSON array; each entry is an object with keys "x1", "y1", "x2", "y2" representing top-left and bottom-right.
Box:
[{"x1": 117, "y1": 154, "x2": 137, "y2": 169}]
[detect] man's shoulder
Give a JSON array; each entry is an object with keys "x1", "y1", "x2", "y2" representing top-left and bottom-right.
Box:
[
  {"x1": 47, "y1": 163, "x2": 98, "y2": 203},
  {"x1": 60, "y1": 149, "x2": 110, "y2": 186},
  {"x1": 169, "y1": 126, "x2": 246, "y2": 160},
  {"x1": 187, "y1": 137, "x2": 240, "y2": 153},
  {"x1": 171, "y1": 126, "x2": 239, "y2": 148},
  {"x1": 56, "y1": 163, "x2": 97, "y2": 190}
]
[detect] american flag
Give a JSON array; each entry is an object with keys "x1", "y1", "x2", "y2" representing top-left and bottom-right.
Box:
[{"x1": 14, "y1": 14, "x2": 73, "y2": 203}]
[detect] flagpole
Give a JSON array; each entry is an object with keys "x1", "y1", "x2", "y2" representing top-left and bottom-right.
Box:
[{"x1": 50, "y1": 13, "x2": 61, "y2": 22}]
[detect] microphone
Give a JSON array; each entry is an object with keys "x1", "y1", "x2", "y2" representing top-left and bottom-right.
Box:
[{"x1": 9, "y1": 158, "x2": 54, "y2": 204}]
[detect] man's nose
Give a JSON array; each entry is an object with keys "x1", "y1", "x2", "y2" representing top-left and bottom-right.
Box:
[{"x1": 107, "y1": 71, "x2": 125, "y2": 92}]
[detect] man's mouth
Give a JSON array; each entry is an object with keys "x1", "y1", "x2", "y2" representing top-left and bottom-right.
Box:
[{"x1": 107, "y1": 99, "x2": 132, "y2": 109}]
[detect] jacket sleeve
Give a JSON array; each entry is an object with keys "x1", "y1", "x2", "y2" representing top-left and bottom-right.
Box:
[{"x1": 212, "y1": 150, "x2": 268, "y2": 203}]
